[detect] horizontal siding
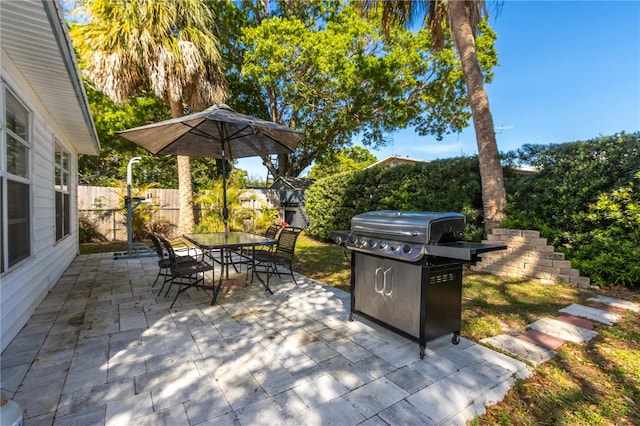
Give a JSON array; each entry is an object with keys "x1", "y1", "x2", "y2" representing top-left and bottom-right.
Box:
[
  {"x1": 1, "y1": 57, "x2": 80, "y2": 352},
  {"x1": 33, "y1": 113, "x2": 55, "y2": 252}
]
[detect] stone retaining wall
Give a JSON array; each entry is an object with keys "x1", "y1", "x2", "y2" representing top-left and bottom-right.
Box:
[{"x1": 471, "y1": 229, "x2": 591, "y2": 288}]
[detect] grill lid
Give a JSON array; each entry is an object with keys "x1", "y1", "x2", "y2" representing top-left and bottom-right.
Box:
[{"x1": 350, "y1": 210, "x2": 465, "y2": 244}]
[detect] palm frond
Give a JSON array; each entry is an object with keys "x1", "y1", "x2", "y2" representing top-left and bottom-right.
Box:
[
  {"x1": 70, "y1": 0, "x2": 227, "y2": 108},
  {"x1": 356, "y1": 0, "x2": 487, "y2": 50}
]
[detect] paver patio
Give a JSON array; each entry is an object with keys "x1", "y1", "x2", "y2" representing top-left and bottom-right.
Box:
[{"x1": 1, "y1": 252, "x2": 531, "y2": 425}]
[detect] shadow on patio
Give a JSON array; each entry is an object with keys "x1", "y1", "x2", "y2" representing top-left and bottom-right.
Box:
[{"x1": 1, "y1": 253, "x2": 530, "y2": 425}]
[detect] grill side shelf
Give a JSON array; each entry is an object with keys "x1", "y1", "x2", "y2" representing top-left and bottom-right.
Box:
[{"x1": 424, "y1": 242, "x2": 507, "y2": 261}]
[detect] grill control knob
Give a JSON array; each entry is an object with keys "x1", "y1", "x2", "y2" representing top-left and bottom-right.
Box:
[
  {"x1": 379, "y1": 241, "x2": 387, "y2": 249},
  {"x1": 390, "y1": 243, "x2": 399, "y2": 251},
  {"x1": 349, "y1": 235, "x2": 358, "y2": 244},
  {"x1": 402, "y1": 244, "x2": 412, "y2": 254},
  {"x1": 368, "y1": 240, "x2": 376, "y2": 248}
]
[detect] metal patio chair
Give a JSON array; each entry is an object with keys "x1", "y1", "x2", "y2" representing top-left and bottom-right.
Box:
[
  {"x1": 243, "y1": 223, "x2": 282, "y2": 279},
  {"x1": 251, "y1": 226, "x2": 303, "y2": 285},
  {"x1": 158, "y1": 236, "x2": 215, "y2": 308},
  {"x1": 147, "y1": 232, "x2": 197, "y2": 288}
]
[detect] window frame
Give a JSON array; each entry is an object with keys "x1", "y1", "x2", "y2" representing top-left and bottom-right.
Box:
[
  {"x1": 1, "y1": 83, "x2": 33, "y2": 273},
  {"x1": 54, "y1": 139, "x2": 71, "y2": 242}
]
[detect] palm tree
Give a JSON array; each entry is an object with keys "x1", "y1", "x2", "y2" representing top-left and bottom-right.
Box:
[
  {"x1": 71, "y1": 0, "x2": 226, "y2": 235},
  {"x1": 357, "y1": 0, "x2": 507, "y2": 232}
]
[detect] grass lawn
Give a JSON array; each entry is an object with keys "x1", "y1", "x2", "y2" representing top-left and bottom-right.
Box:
[{"x1": 81, "y1": 234, "x2": 640, "y2": 425}]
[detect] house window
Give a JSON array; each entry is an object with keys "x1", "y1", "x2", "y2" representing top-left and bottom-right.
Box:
[
  {"x1": 55, "y1": 140, "x2": 70, "y2": 240},
  {"x1": 1, "y1": 86, "x2": 31, "y2": 272}
]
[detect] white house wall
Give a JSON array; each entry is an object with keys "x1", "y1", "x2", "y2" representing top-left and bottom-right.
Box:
[{"x1": 1, "y1": 52, "x2": 79, "y2": 352}]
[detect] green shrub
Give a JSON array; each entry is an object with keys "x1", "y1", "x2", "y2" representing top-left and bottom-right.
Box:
[
  {"x1": 305, "y1": 171, "x2": 355, "y2": 241},
  {"x1": 79, "y1": 216, "x2": 107, "y2": 243},
  {"x1": 565, "y1": 172, "x2": 640, "y2": 286},
  {"x1": 194, "y1": 170, "x2": 256, "y2": 233},
  {"x1": 254, "y1": 206, "x2": 280, "y2": 234},
  {"x1": 503, "y1": 132, "x2": 639, "y2": 238},
  {"x1": 305, "y1": 132, "x2": 639, "y2": 287},
  {"x1": 503, "y1": 132, "x2": 640, "y2": 287},
  {"x1": 305, "y1": 156, "x2": 485, "y2": 241},
  {"x1": 147, "y1": 216, "x2": 176, "y2": 238}
]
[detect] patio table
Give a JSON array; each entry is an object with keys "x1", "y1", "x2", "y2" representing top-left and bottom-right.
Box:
[{"x1": 183, "y1": 232, "x2": 277, "y2": 305}]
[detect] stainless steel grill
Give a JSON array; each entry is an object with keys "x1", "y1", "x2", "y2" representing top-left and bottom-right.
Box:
[{"x1": 332, "y1": 210, "x2": 506, "y2": 358}]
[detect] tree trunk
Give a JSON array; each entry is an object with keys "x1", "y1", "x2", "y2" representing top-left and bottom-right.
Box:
[
  {"x1": 169, "y1": 100, "x2": 195, "y2": 235},
  {"x1": 449, "y1": 0, "x2": 506, "y2": 233}
]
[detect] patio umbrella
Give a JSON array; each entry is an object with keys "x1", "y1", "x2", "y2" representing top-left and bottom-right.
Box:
[{"x1": 117, "y1": 103, "x2": 304, "y2": 233}]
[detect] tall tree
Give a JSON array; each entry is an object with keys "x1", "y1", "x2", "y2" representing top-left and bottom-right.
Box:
[
  {"x1": 357, "y1": 0, "x2": 507, "y2": 232},
  {"x1": 70, "y1": 0, "x2": 226, "y2": 234},
  {"x1": 309, "y1": 147, "x2": 377, "y2": 180},
  {"x1": 212, "y1": 1, "x2": 496, "y2": 180}
]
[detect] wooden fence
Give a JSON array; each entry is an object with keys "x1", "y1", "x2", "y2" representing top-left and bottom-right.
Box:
[{"x1": 78, "y1": 185, "x2": 280, "y2": 241}]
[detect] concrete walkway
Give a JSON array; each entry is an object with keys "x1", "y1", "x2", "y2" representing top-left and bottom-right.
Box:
[{"x1": 2, "y1": 253, "x2": 535, "y2": 425}]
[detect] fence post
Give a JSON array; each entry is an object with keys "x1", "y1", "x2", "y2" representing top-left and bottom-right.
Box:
[{"x1": 112, "y1": 209, "x2": 116, "y2": 241}]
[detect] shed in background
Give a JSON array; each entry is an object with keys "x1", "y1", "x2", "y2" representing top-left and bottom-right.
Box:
[{"x1": 270, "y1": 177, "x2": 314, "y2": 229}]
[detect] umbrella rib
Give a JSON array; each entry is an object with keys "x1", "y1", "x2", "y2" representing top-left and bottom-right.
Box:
[
  {"x1": 181, "y1": 122, "x2": 220, "y2": 141},
  {"x1": 256, "y1": 132, "x2": 296, "y2": 153},
  {"x1": 224, "y1": 124, "x2": 256, "y2": 142}
]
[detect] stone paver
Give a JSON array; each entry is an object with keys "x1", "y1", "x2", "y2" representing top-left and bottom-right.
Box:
[
  {"x1": 518, "y1": 329, "x2": 566, "y2": 351},
  {"x1": 0, "y1": 253, "x2": 533, "y2": 425},
  {"x1": 559, "y1": 303, "x2": 622, "y2": 325},
  {"x1": 481, "y1": 334, "x2": 556, "y2": 366},
  {"x1": 556, "y1": 315, "x2": 596, "y2": 330},
  {"x1": 528, "y1": 317, "x2": 597, "y2": 343},
  {"x1": 588, "y1": 296, "x2": 639, "y2": 312}
]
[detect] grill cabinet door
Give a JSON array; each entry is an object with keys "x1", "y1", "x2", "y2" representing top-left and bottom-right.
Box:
[
  {"x1": 354, "y1": 253, "x2": 422, "y2": 338},
  {"x1": 421, "y1": 263, "x2": 463, "y2": 342}
]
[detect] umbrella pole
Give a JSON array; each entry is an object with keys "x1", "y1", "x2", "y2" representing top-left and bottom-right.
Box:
[
  {"x1": 222, "y1": 148, "x2": 229, "y2": 235},
  {"x1": 218, "y1": 125, "x2": 229, "y2": 236},
  {"x1": 221, "y1": 137, "x2": 229, "y2": 279}
]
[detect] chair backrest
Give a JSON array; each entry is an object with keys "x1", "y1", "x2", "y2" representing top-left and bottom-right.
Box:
[
  {"x1": 158, "y1": 236, "x2": 178, "y2": 263},
  {"x1": 147, "y1": 232, "x2": 165, "y2": 259},
  {"x1": 264, "y1": 224, "x2": 282, "y2": 240},
  {"x1": 275, "y1": 227, "x2": 303, "y2": 258}
]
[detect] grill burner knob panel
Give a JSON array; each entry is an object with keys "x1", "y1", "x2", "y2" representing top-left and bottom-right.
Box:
[{"x1": 345, "y1": 238, "x2": 424, "y2": 261}]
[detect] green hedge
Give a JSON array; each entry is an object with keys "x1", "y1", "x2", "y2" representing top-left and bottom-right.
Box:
[
  {"x1": 305, "y1": 132, "x2": 640, "y2": 288},
  {"x1": 503, "y1": 132, "x2": 640, "y2": 287},
  {"x1": 305, "y1": 156, "x2": 485, "y2": 242}
]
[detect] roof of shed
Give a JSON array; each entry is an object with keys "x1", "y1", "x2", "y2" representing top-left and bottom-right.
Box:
[{"x1": 270, "y1": 177, "x2": 315, "y2": 190}]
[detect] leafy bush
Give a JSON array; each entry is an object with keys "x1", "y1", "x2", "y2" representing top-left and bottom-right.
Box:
[
  {"x1": 305, "y1": 171, "x2": 356, "y2": 241},
  {"x1": 305, "y1": 156, "x2": 485, "y2": 241},
  {"x1": 253, "y1": 206, "x2": 280, "y2": 234},
  {"x1": 306, "y1": 132, "x2": 639, "y2": 287},
  {"x1": 503, "y1": 132, "x2": 640, "y2": 287},
  {"x1": 79, "y1": 216, "x2": 107, "y2": 243},
  {"x1": 503, "y1": 132, "x2": 639, "y2": 239},
  {"x1": 194, "y1": 170, "x2": 256, "y2": 232},
  {"x1": 147, "y1": 216, "x2": 176, "y2": 239},
  {"x1": 565, "y1": 172, "x2": 640, "y2": 286}
]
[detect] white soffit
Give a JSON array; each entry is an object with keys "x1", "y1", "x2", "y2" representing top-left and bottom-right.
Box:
[{"x1": 1, "y1": 0, "x2": 99, "y2": 155}]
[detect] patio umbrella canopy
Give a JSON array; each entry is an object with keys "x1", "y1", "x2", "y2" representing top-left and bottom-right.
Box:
[{"x1": 117, "y1": 103, "x2": 304, "y2": 231}]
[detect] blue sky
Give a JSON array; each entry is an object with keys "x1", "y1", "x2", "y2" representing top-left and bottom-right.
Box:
[{"x1": 237, "y1": 0, "x2": 640, "y2": 178}]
